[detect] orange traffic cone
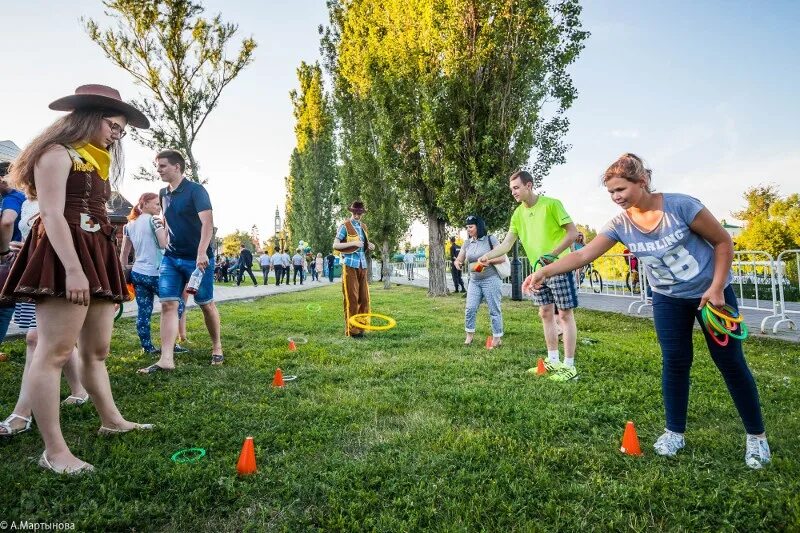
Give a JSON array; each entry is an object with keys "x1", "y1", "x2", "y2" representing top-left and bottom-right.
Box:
[
  {"x1": 485, "y1": 336, "x2": 493, "y2": 350},
  {"x1": 272, "y1": 368, "x2": 285, "y2": 388},
  {"x1": 535, "y1": 358, "x2": 547, "y2": 376},
  {"x1": 620, "y1": 421, "x2": 642, "y2": 456},
  {"x1": 288, "y1": 340, "x2": 297, "y2": 352},
  {"x1": 236, "y1": 436, "x2": 257, "y2": 475}
]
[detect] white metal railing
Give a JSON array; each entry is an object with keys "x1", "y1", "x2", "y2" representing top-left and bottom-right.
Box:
[
  {"x1": 732, "y1": 250, "x2": 783, "y2": 332},
  {"x1": 772, "y1": 249, "x2": 800, "y2": 333}
]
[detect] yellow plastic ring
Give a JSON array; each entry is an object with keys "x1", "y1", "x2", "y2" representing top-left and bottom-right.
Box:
[
  {"x1": 706, "y1": 303, "x2": 743, "y2": 324},
  {"x1": 348, "y1": 313, "x2": 397, "y2": 332}
]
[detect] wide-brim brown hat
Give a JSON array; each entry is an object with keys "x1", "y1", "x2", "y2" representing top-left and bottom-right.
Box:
[
  {"x1": 348, "y1": 201, "x2": 367, "y2": 214},
  {"x1": 49, "y1": 84, "x2": 150, "y2": 129}
]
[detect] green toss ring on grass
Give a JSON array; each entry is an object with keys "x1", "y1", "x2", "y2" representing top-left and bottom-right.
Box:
[
  {"x1": 287, "y1": 336, "x2": 309, "y2": 344},
  {"x1": 171, "y1": 448, "x2": 206, "y2": 464},
  {"x1": 306, "y1": 303, "x2": 322, "y2": 313}
]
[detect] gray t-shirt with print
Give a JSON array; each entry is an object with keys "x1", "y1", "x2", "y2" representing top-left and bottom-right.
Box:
[
  {"x1": 462, "y1": 235, "x2": 501, "y2": 281},
  {"x1": 601, "y1": 193, "x2": 731, "y2": 299}
]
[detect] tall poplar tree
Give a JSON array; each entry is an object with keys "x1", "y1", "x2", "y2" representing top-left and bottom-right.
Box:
[
  {"x1": 325, "y1": 0, "x2": 587, "y2": 295},
  {"x1": 285, "y1": 62, "x2": 338, "y2": 253}
]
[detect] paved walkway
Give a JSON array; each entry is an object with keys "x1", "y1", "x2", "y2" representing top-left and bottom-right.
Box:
[
  {"x1": 390, "y1": 275, "x2": 800, "y2": 343},
  {"x1": 3, "y1": 277, "x2": 337, "y2": 339}
]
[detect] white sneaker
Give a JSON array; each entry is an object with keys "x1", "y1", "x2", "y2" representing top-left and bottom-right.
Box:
[
  {"x1": 745, "y1": 435, "x2": 771, "y2": 470},
  {"x1": 653, "y1": 430, "x2": 685, "y2": 457}
]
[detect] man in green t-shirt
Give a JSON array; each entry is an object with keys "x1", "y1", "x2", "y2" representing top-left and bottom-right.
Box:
[{"x1": 480, "y1": 170, "x2": 580, "y2": 381}]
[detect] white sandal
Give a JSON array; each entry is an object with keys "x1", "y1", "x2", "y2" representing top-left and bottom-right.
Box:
[
  {"x1": 61, "y1": 394, "x2": 90, "y2": 407},
  {"x1": 38, "y1": 452, "x2": 94, "y2": 475},
  {"x1": 0, "y1": 414, "x2": 32, "y2": 437},
  {"x1": 98, "y1": 423, "x2": 154, "y2": 436}
]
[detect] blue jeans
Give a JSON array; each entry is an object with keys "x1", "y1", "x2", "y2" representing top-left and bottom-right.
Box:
[
  {"x1": 0, "y1": 305, "x2": 15, "y2": 342},
  {"x1": 652, "y1": 285, "x2": 764, "y2": 434},
  {"x1": 464, "y1": 276, "x2": 504, "y2": 337},
  {"x1": 131, "y1": 271, "x2": 185, "y2": 351},
  {"x1": 159, "y1": 255, "x2": 215, "y2": 305}
]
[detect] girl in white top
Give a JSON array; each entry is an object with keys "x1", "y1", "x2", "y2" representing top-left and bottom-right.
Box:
[{"x1": 119, "y1": 193, "x2": 185, "y2": 354}]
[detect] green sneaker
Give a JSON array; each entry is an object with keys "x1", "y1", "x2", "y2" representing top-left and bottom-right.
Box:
[
  {"x1": 525, "y1": 360, "x2": 563, "y2": 375},
  {"x1": 548, "y1": 365, "x2": 578, "y2": 382}
]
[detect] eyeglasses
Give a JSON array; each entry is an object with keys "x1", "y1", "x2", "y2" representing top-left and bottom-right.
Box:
[{"x1": 103, "y1": 118, "x2": 127, "y2": 139}]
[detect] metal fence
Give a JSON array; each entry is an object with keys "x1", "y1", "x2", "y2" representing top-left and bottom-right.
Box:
[{"x1": 772, "y1": 249, "x2": 800, "y2": 333}]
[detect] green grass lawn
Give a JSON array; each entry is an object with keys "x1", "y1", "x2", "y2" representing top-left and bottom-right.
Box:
[{"x1": 1, "y1": 285, "x2": 798, "y2": 531}]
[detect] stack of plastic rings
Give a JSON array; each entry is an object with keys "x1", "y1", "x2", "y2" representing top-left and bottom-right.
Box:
[{"x1": 701, "y1": 302, "x2": 748, "y2": 347}]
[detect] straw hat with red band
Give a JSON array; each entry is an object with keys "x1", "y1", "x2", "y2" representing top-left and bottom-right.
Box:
[
  {"x1": 49, "y1": 84, "x2": 150, "y2": 129},
  {"x1": 348, "y1": 201, "x2": 367, "y2": 214}
]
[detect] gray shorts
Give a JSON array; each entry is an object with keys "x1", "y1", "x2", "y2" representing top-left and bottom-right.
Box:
[{"x1": 531, "y1": 272, "x2": 579, "y2": 310}]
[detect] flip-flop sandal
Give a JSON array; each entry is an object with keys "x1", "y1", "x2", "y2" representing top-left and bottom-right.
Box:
[
  {"x1": 138, "y1": 364, "x2": 173, "y2": 374},
  {"x1": 61, "y1": 394, "x2": 90, "y2": 406},
  {"x1": 210, "y1": 354, "x2": 224, "y2": 366}
]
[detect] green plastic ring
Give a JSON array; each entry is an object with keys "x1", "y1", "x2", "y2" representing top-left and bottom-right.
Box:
[
  {"x1": 114, "y1": 303, "x2": 123, "y2": 322},
  {"x1": 171, "y1": 447, "x2": 206, "y2": 463}
]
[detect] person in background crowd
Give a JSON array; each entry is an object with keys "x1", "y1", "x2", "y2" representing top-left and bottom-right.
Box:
[
  {"x1": 280, "y1": 249, "x2": 291, "y2": 285},
  {"x1": 236, "y1": 245, "x2": 257, "y2": 287},
  {"x1": 292, "y1": 248, "x2": 305, "y2": 285},
  {"x1": 326, "y1": 252, "x2": 336, "y2": 282},
  {"x1": 449, "y1": 236, "x2": 466, "y2": 294},
  {"x1": 0, "y1": 162, "x2": 26, "y2": 346},
  {"x1": 258, "y1": 250, "x2": 271, "y2": 285},
  {"x1": 403, "y1": 249, "x2": 416, "y2": 281},
  {"x1": 315, "y1": 252, "x2": 324, "y2": 282}
]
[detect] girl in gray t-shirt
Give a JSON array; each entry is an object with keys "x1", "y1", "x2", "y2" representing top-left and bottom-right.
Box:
[
  {"x1": 454, "y1": 215, "x2": 504, "y2": 347},
  {"x1": 524, "y1": 153, "x2": 769, "y2": 470}
]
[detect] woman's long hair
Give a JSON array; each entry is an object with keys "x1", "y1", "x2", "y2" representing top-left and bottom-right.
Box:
[
  {"x1": 9, "y1": 109, "x2": 125, "y2": 199},
  {"x1": 128, "y1": 192, "x2": 159, "y2": 221}
]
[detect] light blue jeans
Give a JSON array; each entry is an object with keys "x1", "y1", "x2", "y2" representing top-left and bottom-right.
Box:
[{"x1": 464, "y1": 276, "x2": 504, "y2": 336}]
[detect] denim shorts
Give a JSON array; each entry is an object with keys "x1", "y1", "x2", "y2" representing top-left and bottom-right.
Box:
[{"x1": 159, "y1": 255, "x2": 215, "y2": 305}]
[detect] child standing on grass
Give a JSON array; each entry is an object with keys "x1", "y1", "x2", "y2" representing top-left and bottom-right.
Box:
[{"x1": 527, "y1": 153, "x2": 770, "y2": 469}]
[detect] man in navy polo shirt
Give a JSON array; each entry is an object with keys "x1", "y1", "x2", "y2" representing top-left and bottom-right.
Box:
[{"x1": 138, "y1": 150, "x2": 224, "y2": 373}]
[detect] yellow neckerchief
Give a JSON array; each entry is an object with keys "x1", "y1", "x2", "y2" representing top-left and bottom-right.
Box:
[{"x1": 73, "y1": 143, "x2": 111, "y2": 180}]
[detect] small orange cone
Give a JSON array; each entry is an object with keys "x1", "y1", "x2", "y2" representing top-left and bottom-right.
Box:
[
  {"x1": 485, "y1": 336, "x2": 493, "y2": 350},
  {"x1": 272, "y1": 368, "x2": 285, "y2": 388},
  {"x1": 535, "y1": 358, "x2": 547, "y2": 376},
  {"x1": 288, "y1": 340, "x2": 297, "y2": 352},
  {"x1": 620, "y1": 421, "x2": 642, "y2": 456},
  {"x1": 236, "y1": 436, "x2": 257, "y2": 475}
]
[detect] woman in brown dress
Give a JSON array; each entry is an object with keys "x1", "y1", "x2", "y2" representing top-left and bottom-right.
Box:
[{"x1": 3, "y1": 85, "x2": 153, "y2": 474}]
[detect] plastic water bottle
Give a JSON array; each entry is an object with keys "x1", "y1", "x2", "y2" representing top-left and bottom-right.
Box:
[{"x1": 186, "y1": 267, "x2": 204, "y2": 294}]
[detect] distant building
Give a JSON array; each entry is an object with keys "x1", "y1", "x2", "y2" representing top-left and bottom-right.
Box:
[
  {"x1": 721, "y1": 219, "x2": 743, "y2": 239},
  {"x1": 0, "y1": 140, "x2": 22, "y2": 162}
]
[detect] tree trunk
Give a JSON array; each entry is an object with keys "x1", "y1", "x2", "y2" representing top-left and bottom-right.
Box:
[
  {"x1": 381, "y1": 239, "x2": 391, "y2": 289},
  {"x1": 186, "y1": 144, "x2": 200, "y2": 182},
  {"x1": 427, "y1": 211, "x2": 448, "y2": 296}
]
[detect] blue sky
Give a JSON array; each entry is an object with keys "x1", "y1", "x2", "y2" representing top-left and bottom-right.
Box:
[{"x1": 1, "y1": 1, "x2": 798, "y2": 242}]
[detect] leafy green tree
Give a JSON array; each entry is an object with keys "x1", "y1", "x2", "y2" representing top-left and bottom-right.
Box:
[
  {"x1": 285, "y1": 62, "x2": 338, "y2": 253},
  {"x1": 324, "y1": 0, "x2": 587, "y2": 295},
  {"x1": 734, "y1": 186, "x2": 799, "y2": 257},
  {"x1": 221, "y1": 230, "x2": 253, "y2": 257},
  {"x1": 84, "y1": 0, "x2": 256, "y2": 182}
]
